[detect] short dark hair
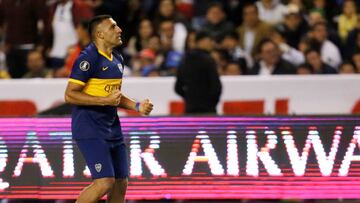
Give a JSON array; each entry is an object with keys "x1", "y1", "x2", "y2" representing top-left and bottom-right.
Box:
[
  {"x1": 88, "y1": 15, "x2": 112, "y2": 40},
  {"x1": 256, "y1": 38, "x2": 277, "y2": 54},
  {"x1": 195, "y1": 31, "x2": 212, "y2": 42}
]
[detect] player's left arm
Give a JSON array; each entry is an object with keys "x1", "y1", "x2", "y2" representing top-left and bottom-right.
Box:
[{"x1": 118, "y1": 94, "x2": 154, "y2": 116}]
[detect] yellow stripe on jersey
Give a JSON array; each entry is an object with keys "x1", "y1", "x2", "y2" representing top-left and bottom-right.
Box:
[
  {"x1": 83, "y1": 78, "x2": 122, "y2": 97},
  {"x1": 69, "y1": 78, "x2": 86, "y2": 86},
  {"x1": 98, "y1": 50, "x2": 113, "y2": 61}
]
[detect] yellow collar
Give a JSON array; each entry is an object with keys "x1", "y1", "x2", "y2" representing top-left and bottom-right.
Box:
[{"x1": 98, "y1": 50, "x2": 113, "y2": 61}]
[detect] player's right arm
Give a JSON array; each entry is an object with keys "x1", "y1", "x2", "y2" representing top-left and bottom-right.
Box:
[{"x1": 65, "y1": 83, "x2": 121, "y2": 106}]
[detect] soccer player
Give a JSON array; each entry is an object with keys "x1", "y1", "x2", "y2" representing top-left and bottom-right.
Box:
[{"x1": 64, "y1": 15, "x2": 153, "y2": 203}]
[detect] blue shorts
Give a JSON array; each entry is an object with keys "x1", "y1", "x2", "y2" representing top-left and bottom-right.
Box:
[{"x1": 75, "y1": 138, "x2": 129, "y2": 179}]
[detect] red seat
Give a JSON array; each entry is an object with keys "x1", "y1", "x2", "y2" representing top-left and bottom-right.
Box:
[
  {"x1": 169, "y1": 101, "x2": 184, "y2": 115},
  {"x1": 0, "y1": 100, "x2": 37, "y2": 116},
  {"x1": 223, "y1": 100, "x2": 264, "y2": 115}
]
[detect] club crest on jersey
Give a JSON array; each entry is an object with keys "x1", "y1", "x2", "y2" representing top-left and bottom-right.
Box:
[
  {"x1": 95, "y1": 163, "x2": 102, "y2": 172},
  {"x1": 80, "y1": 61, "x2": 90, "y2": 71},
  {"x1": 118, "y1": 64, "x2": 123, "y2": 73}
]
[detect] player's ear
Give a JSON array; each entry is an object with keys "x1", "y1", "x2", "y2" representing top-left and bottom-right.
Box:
[{"x1": 96, "y1": 30, "x2": 105, "y2": 40}]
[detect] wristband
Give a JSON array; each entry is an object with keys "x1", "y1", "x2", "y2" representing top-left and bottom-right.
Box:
[{"x1": 135, "y1": 102, "x2": 140, "y2": 112}]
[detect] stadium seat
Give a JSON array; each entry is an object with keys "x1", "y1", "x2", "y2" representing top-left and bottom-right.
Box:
[
  {"x1": 169, "y1": 101, "x2": 184, "y2": 115},
  {"x1": 0, "y1": 100, "x2": 37, "y2": 116},
  {"x1": 223, "y1": 100, "x2": 264, "y2": 115}
]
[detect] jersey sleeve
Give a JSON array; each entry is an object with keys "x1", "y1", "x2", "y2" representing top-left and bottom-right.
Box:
[{"x1": 69, "y1": 53, "x2": 95, "y2": 86}]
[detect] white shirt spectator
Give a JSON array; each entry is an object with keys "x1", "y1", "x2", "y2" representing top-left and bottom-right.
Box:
[
  {"x1": 279, "y1": 43, "x2": 305, "y2": 66},
  {"x1": 255, "y1": 0, "x2": 288, "y2": 25},
  {"x1": 321, "y1": 40, "x2": 342, "y2": 69},
  {"x1": 259, "y1": 60, "x2": 274, "y2": 75},
  {"x1": 49, "y1": 1, "x2": 78, "y2": 59}
]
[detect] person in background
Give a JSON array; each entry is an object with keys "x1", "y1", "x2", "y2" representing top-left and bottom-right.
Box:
[
  {"x1": 304, "y1": 48, "x2": 338, "y2": 74},
  {"x1": 125, "y1": 19, "x2": 155, "y2": 58},
  {"x1": 175, "y1": 31, "x2": 221, "y2": 114},
  {"x1": 55, "y1": 20, "x2": 92, "y2": 78},
  {"x1": 296, "y1": 63, "x2": 313, "y2": 75},
  {"x1": 255, "y1": 0, "x2": 288, "y2": 25},
  {"x1": 309, "y1": 22, "x2": 342, "y2": 69},
  {"x1": 22, "y1": 50, "x2": 52, "y2": 78},
  {"x1": 339, "y1": 61, "x2": 356, "y2": 74},
  {"x1": 0, "y1": 0, "x2": 47, "y2": 78},
  {"x1": 237, "y1": 3, "x2": 272, "y2": 58},
  {"x1": 45, "y1": 0, "x2": 93, "y2": 69},
  {"x1": 223, "y1": 61, "x2": 245, "y2": 75},
  {"x1": 200, "y1": 2, "x2": 234, "y2": 42},
  {"x1": 249, "y1": 38, "x2": 296, "y2": 75},
  {"x1": 338, "y1": 0, "x2": 357, "y2": 42}
]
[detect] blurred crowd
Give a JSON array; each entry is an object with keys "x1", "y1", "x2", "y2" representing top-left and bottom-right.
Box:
[{"x1": 1, "y1": 0, "x2": 360, "y2": 79}]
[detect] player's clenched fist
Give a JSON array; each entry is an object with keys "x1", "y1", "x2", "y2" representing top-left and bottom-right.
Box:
[
  {"x1": 139, "y1": 99, "x2": 153, "y2": 116},
  {"x1": 105, "y1": 90, "x2": 122, "y2": 106}
]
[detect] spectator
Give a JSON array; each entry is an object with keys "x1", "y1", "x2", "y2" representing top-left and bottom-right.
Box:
[
  {"x1": 345, "y1": 14, "x2": 360, "y2": 58},
  {"x1": 270, "y1": 26, "x2": 305, "y2": 66},
  {"x1": 276, "y1": 4, "x2": 308, "y2": 49},
  {"x1": 22, "y1": 50, "x2": 52, "y2": 78},
  {"x1": 200, "y1": 2, "x2": 234, "y2": 42},
  {"x1": 297, "y1": 63, "x2": 313, "y2": 75},
  {"x1": 255, "y1": 0, "x2": 288, "y2": 25},
  {"x1": 54, "y1": 20, "x2": 92, "y2": 78},
  {"x1": 223, "y1": 61, "x2": 245, "y2": 75},
  {"x1": 175, "y1": 31, "x2": 221, "y2": 114},
  {"x1": 309, "y1": 22, "x2": 342, "y2": 69},
  {"x1": 211, "y1": 48, "x2": 231, "y2": 75},
  {"x1": 138, "y1": 48, "x2": 159, "y2": 77},
  {"x1": 0, "y1": 0, "x2": 47, "y2": 78},
  {"x1": 304, "y1": 48, "x2": 338, "y2": 74},
  {"x1": 126, "y1": 19, "x2": 155, "y2": 57},
  {"x1": 339, "y1": 61, "x2": 356, "y2": 74},
  {"x1": 338, "y1": 0, "x2": 357, "y2": 42},
  {"x1": 220, "y1": 32, "x2": 252, "y2": 69},
  {"x1": 237, "y1": 3, "x2": 272, "y2": 58},
  {"x1": 45, "y1": 0, "x2": 93, "y2": 69},
  {"x1": 154, "y1": 0, "x2": 188, "y2": 52},
  {"x1": 249, "y1": 38, "x2": 296, "y2": 75},
  {"x1": 0, "y1": 49, "x2": 9, "y2": 79}
]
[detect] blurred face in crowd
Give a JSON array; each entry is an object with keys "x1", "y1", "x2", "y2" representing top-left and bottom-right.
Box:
[
  {"x1": 243, "y1": 5, "x2": 259, "y2": 27},
  {"x1": 159, "y1": 0, "x2": 175, "y2": 18},
  {"x1": 223, "y1": 63, "x2": 242, "y2": 75},
  {"x1": 297, "y1": 65, "x2": 313, "y2": 75},
  {"x1": 312, "y1": 24, "x2": 328, "y2": 42},
  {"x1": 198, "y1": 37, "x2": 215, "y2": 52},
  {"x1": 308, "y1": 11, "x2": 325, "y2": 26},
  {"x1": 339, "y1": 63, "x2": 356, "y2": 74},
  {"x1": 221, "y1": 36, "x2": 238, "y2": 50},
  {"x1": 139, "y1": 19, "x2": 154, "y2": 39},
  {"x1": 186, "y1": 31, "x2": 196, "y2": 50},
  {"x1": 343, "y1": 0, "x2": 356, "y2": 16},
  {"x1": 313, "y1": 0, "x2": 325, "y2": 8},
  {"x1": 285, "y1": 13, "x2": 301, "y2": 30},
  {"x1": 76, "y1": 23, "x2": 90, "y2": 43},
  {"x1": 305, "y1": 50, "x2": 322, "y2": 71},
  {"x1": 160, "y1": 21, "x2": 175, "y2": 39},
  {"x1": 27, "y1": 51, "x2": 45, "y2": 72},
  {"x1": 260, "y1": 41, "x2": 280, "y2": 66},
  {"x1": 148, "y1": 36, "x2": 161, "y2": 52},
  {"x1": 206, "y1": 5, "x2": 225, "y2": 25}
]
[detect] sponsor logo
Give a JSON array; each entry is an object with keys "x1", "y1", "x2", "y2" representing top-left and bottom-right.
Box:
[
  {"x1": 104, "y1": 84, "x2": 120, "y2": 93},
  {"x1": 102, "y1": 67, "x2": 109, "y2": 71}
]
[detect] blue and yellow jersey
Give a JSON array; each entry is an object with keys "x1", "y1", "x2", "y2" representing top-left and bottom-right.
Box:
[{"x1": 69, "y1": 43, "x2": 124, "y2": 140}]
